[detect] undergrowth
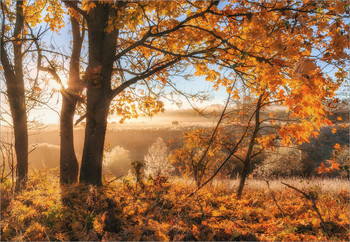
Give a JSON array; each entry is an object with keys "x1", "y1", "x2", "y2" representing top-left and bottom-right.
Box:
[{"x1": 1, "y1": 169, "x2": 349, "y2": 241}]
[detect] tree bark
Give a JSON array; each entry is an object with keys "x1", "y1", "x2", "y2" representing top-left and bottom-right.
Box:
[
  {"x1": 79, "y1": 3, "x2": 118, "y2": 185},
  {"x1": 0, "y1": 1, "x2": 28, "y2": 191},
  {"x1": 60, "y1": 96, "x2": 79, "y2": 184},
  {"x1": 79, "y1": 92, "x2": 110, "y2": 185},
  {"x1": 237, "y1": 159, "x2": 250, "y2": 198},
  {"x1": 60, "y1": 11, "x2": 83, "y2": 184},
  {"x1": 237, "y1": 94, "x2": 263, "y2": 198}
]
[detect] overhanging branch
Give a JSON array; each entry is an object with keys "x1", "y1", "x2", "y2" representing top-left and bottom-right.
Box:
[
  {"x1": 110, "y1": 58, "x2": 180, "y2": 99},
  {"x1": 62, "y1": 1, "x2": 87, "y2": 19}
]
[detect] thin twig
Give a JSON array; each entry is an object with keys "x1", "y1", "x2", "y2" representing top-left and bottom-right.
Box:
[
  {"x1": 266, "y1": 180, "x2": 285, "y2": 217},
  {"x1": 281, "y1": 182, "x2": 330, "y2": 238},
  {"x1": 104, "y1": 172, "x2": 129, "y2": 186}
]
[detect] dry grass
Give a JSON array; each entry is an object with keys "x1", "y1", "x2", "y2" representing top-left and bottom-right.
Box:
[{"x1": 173, "y1": 177, "x2": 350, "y2": 194}]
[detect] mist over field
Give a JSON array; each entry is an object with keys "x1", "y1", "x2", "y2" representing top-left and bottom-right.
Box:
[
  {"x1": 1, "y1": 107, "x2": 348, "y2": 179},
  {"x1": 1, "y1": 108, "x2": 213, "y2": 170}
]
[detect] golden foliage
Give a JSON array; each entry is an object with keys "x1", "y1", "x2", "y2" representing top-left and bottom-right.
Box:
[{"x1": 1, "y1": 170, "x2": 349, "y2": 241}]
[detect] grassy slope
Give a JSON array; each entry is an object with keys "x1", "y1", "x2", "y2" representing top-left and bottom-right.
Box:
[{"x1": 1, "y1": 170, "x2": 349, "y2": 241}]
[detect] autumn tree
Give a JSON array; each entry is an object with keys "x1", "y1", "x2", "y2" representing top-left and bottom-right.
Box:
[
  {"x1": 1, "y1": 0, "x2": 70, "y2": 188},
  {"x1": 0, "y1": 0, "x2": 61, "y2": 190},
  {"x1": 61, "y1": 0, "x2": 227, "y2": 186},
  {"x1": 61, "y1": 0, "x2": 348, "y2": 187},
  {"x1": 22, "y1": 1, "x2": 86, "y2": 184},
  {"x1": 58, "y1": 3, "x2": 85, "y2": 184},
  {"x1": 0, "y1": 1, "x2": 28, "y2": 190},
  {"x1": 183, "y1": 0, "x2": 348, "y2": 198},
  {"x1": 36, "y1": 5, "x2": 85, "y2": 184}
]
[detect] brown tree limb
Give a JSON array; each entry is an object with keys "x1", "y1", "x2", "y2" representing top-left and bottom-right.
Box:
[
  {"x1": 281, "y1": 182, "x2": 330, "y2": 238},
  {"x1": 266, "y1": 180, "x2": 285, "y2": 217},
  {"x1": 74, "y1": 113, "x2": 86, "y2": 126},
  {"x1": 62, "y1": 1, "x2": 87, "y2": 19},
  {"x1": 110, "y1": 58, "x2": 180, "y2": 99},
  {"x1": 188, "y1": 94, "x2": 260, "y2": 197}
]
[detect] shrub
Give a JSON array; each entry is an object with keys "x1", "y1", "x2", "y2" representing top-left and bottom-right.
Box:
[
  {"x1": 144, "y1": 137, "x2": 174, "y2": 177},
  {"x1": 253, "y1": 147, "x2": 312, "y2": 178}
]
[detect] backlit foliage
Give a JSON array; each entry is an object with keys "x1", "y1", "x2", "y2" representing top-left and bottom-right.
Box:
[
  {"x1": 1, "y1": 170, "x2": 349, "y2": 241},
  {"x1": 2, "y1": 0, "x2": 65, "y2": 32},
  {"x1": 171, "y1": 128, "x2": 228, "y2": 187},
  {"x1": 3, "y1": 0, "x2": 347, "y2": 135},
  {"x1": 317, "y1": 144, "x2": 350, "y2": 177},
  {"x1": 144, "y1": 137, "x2": 174, "y2": 177}
]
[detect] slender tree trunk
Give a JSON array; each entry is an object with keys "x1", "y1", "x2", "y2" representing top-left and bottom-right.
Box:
[
  {"x1": 237, "y1": 158, "x2": 250, "y2": 198},
  {"x1": 60, "y1": 96, "x2": 79, "y2": 184},
  {"x1": 59, "y1": 11, "x2": 83, "y2": 184},
  {"x1": 237, "y1": 94, "x2": 263, "y2": 198},
  {"x1": 0, "y1": 1, "x2": 28, "y2": 191},
  {"x1": 79, "y1": 3, "x2": 118, "y2": 185}
]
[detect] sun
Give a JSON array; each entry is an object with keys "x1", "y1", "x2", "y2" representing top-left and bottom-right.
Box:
[{"x1": 49, "y1": 78, "x2": 67, "y2": 91}]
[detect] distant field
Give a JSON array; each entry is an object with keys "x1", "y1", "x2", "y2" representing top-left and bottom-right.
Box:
[{"x1": 1, "y1": 108, "x2": 349, "y2": 173}]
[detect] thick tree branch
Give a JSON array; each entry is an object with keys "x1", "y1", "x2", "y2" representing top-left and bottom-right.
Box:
[
  {"x1": 111, "y1": 58, "x2": 180, "y2": 99},
  {"x1": 62, "y1": 1, "x2": 87, "y2": 19},
  {"x1": 140, "y1": 43, "x2": 214, "y2": 58},
  {"x1": 185, "y1": 24, "x2": 272, "y2": 65},
  {"x1": 114, "y1": 0, "x2": 219, "y2": 61}
]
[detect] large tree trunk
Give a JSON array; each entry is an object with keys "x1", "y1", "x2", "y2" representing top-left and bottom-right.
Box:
[
  {"x1": 0, "y1": 1, "x2": 28, "y2": 191},
  {"x1": 59, "y1": 12, "x2": 83, "y2": 184},
  {"x1": 79, "y1": 92, "x2": 110, "y2": 185},
  {"x1": 7, "y1": 78, "x2": 28, "y2": 191},
  {"x1": 79, "y1": 3, "x2": 118, "y2": 185}
]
